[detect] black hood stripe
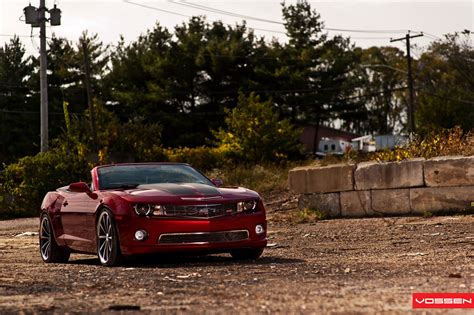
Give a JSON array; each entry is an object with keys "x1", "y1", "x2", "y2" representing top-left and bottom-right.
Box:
[{"x1": 137, "y1": 183, "x2": 220, "y2": 197}]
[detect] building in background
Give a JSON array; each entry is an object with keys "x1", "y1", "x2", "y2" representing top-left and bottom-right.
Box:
[
  {"x1": 300, "y1": 125, "x2": 360, "y2": 155},
  {"x1": 375, "y1": 135, "x2": 408, "y2": 150},
  {"x1": 300, "y1": 125, "x2": 406, "y2": 156}
]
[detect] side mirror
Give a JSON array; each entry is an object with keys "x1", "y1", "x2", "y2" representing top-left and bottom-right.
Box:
[
  {"x1": 211, "y1": 178, "x2": 223, "y2": 187},
  {"x1": 69, "y1": 182, "x2": 91, "y2": 193}
]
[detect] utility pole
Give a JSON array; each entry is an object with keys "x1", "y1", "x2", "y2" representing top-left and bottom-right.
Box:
[
  {"x1": 24, "y1": 1, "x2": 61, "y2": 152},
  {"x1": 391, "y1": 33, "x2": 423, "y2": 133},
  {"x1": 82, "y1": 40, "x2": 98, "y2": 151},
  {"x1": 39, "y1": 0, "x2": 48, "y2": 152}
]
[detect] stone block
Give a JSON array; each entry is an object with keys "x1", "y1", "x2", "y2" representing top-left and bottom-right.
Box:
[
  {"x1": 306, "y1": 164, "x2": 355, "y2": 193},
  {"x1": 288, "y1": 166, "x2": 308, "y2": 194},
  {"x1": 371, "y1": 189, "x2": 411, "y2": 215},
  {"x1": 298, "y1": 193, "x2": 341, "y2": 217},
  {"x1": 340, "y1": 190, "x2": 373, "y2": 217},
  {"x1": 410, "y1": 186, "x2": 474, "y2": 214},
  {"x1": 355, "y1": 159, "x2": 424, "y2": 190},
  {"x1": 424, "y1": 156, "x2": 474, "y2": 187}
]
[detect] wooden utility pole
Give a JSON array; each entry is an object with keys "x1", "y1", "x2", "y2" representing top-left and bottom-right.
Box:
[
  {"x1": 24, "y1": 1, "x2": 61, "y2": 152},
  {"x1": 39, "y1": 0, "x2": 48, "y2": 152},
  {"x1": 82, "y1": 40, "x2": 98, "y2": 151},
  {"x1": 391, "y1": 33, "x2": 423, "y2": 133}
]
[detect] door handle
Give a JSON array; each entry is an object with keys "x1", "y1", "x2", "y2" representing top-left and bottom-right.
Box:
[{"x1": 63, "y1": 201, "x2": 68, "y2": 207}]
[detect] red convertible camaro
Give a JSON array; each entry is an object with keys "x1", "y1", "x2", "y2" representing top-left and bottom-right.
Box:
[{"x1": 39, "y1": 163, "x2": 267, "y2": 266}]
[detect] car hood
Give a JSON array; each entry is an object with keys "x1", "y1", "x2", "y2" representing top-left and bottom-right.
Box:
[{"x1": 109, "y1": 183, "x2": 260, "y2": 203}]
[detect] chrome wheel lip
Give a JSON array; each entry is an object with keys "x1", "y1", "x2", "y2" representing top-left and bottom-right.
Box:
[
  {"x1": 40, "y1": 216, "x2": 51, "y2": 261},
  {"x1": 98, "y1": 212, "x2": 113, "y2": 264}
]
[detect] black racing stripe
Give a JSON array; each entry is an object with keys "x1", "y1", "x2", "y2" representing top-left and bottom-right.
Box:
[{"x1": 138, "y1": 183, "x2": 220, "y2": 196}]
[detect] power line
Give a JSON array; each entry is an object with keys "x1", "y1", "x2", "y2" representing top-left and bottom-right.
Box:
[
  {"x1": 124, "y1": 0, "x2": 417, "y2": 36},
  {"x1": 0, "y1": 108, "x2": 83, "y2": 116},
  {"x1": 168, "y1": 0, "x2": 283, "y2": 25},
  {"x1": 166, "y1": 0, "x2": 412, "y2": 35},
  {"x1": 417, "y1": 90, "x2": 474, "y2": 105},
  {"x1": 0, "y1": 34, "x2": 34, "y2": 38},
  {"x1": 123, "y1": 0, "x2": 191, "y2": 18}
]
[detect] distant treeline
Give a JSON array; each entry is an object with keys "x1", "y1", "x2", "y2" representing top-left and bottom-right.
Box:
[{"x1": 0, "y1": 1, "x2": 473, "y2": 164}]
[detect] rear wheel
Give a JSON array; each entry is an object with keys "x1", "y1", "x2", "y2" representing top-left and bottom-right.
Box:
[
  {"x1": 230, "y1": 248, "x2": 264, "y2": 260},
  {"x1": 97, "y1": 209, "x2": 122, "y2": 266},
  {"x1": 39, "y1": 214, "x2": 70, "y2": 263}
]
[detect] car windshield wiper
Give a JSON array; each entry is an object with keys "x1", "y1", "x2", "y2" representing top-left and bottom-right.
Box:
[{"x1": 106, "y1": 183, "x2": 141, "y2": 190}]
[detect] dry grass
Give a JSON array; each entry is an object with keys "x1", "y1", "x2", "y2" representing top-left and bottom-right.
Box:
[{"x1": 206, "y1": 163, "x2": 298, "y2": 193}]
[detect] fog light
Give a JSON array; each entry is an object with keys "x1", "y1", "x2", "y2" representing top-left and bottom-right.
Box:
[
  {"x1": 134, "y1": 229, "x2": 148, "y2": 241},
  {"x1": 255, "y1": 224, "x2": 265, "y2": 235}
]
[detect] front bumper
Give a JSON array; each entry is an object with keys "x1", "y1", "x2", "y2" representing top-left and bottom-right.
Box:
[{"x1": 115, "y1": 212, "x2": 267, "y2": 255}]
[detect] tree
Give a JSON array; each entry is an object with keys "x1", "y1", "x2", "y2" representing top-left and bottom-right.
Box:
[
  {"x1": 415, "y1": 33, "x2": 474, "y2": 133},
  {"x1": 277, "y1": 1, "x2": 360, "y2": 153},
  {"x1": 0, "y1": 37, "x2": 36, "y2": 163},
  {"x1": 214, "y1": 93, "x2": 303, "y2": 163},
  {"x1": 104, "y1": 23, "x2": 175, "y2": 142},
  {"x1": 347, "y1": 46, "x2": 406, "y2": 134}
]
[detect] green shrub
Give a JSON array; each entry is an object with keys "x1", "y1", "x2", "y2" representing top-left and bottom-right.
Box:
[
  {"x1": 213, "y1": 93, "x2": 304, "y2": 163},
  {"x1": 2, "y1": 148, "x2": 90, "y2": 215}
]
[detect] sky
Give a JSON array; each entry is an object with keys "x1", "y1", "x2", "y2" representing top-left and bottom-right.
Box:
[{"x1": 0, "y1": 0, "x2": 473, "y2": 57}]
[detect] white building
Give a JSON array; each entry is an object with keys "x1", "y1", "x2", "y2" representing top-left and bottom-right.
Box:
[
  {"x1": 318, "y1": 138, "x2": 352, "y2": 155},
  {"x1": 351, "y1": 135, "x2": 376, "y2": 152},
  {"x1": 375, "y1": 135, "x2": 408, "y2": 150}
]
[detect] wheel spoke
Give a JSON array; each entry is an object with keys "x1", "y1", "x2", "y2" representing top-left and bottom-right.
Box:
[
  {"x1": 99, "y1": 240, "x2": 106, "y2": 252},
  {"x1": 104, "y1": 242, "x2": 109, "y2": 261},
  {"x1": 40, "y1": 217, "x2": 52, "y2": 260},
  {"x1": 41, "y1": 220, "x2": 49, "y2": 237},
  {"x1": 99, "y1": 221, "x2": 106, "y2": 234},
  {"x1": 97, "y1": 212, "x2": 117, "y2": 264},
  {"x1": 41, "y1": 240, "x2": 50, "y2": 251}
]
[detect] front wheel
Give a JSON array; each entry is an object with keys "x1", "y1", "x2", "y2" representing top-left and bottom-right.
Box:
[
  {"x1": 230, "y1": 248, "x2": 264, "y2": 260},
  {"x1": 97, "y1": 209, "x2": 122, "y2": 266},
  {"x1": 39, "y1": 214, "x2": 70, "y2": 263}
]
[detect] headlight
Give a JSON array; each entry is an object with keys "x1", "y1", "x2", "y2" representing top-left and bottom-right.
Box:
[
  {"x1": 133, "y1": 204, "x2": 153, "y2": 216},
  {"x1": 237, "y1": 200, "x2": 257, "y2": 213}
]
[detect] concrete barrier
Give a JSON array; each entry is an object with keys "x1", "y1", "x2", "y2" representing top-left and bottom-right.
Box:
[
  {"x1": 354, "y1": 159, "x2": 424, "y2": 190},
  {"x1": 410, "y1": 186, "x2": 474, "y2": 214},
  {"x1": 289, "y1": 155, "x2": 474, "y2": 218},
  {"x1": 298, "y1": 193, "x2": 340, "y2": 218},
  {"x1": 306, "y1": 164, "x2": 355, "y2": 193},
  {"x1": 424, "y1": 156, "x2": 474, "y2": 187}
]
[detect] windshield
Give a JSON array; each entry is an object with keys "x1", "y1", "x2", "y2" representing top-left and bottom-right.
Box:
[{"x1": 97, "y1": 164, "x2": 213, "y2": 190}]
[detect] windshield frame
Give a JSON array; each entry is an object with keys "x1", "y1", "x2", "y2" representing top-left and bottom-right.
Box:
[{"x1": 96, "y1": 163, "x2": 214, "y2": 190}]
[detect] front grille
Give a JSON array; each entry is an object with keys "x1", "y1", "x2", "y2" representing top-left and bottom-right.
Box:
[
  {"x1": 160, "y1": 204, "x2": 236, "y2": 218},
  {"x1": 158, "y1": 230, "x2": 249, "y2": 244}
]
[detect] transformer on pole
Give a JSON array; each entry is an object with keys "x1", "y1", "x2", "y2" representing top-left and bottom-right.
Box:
[{"x1": 23, "y1": 1, "x2": 61, "y2": 152}]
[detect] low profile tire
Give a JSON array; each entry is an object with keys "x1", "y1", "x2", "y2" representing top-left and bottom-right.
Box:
[
  {"x1": 97, "y1": 209, "x2": 122, "y2": 267},
  {"x1": 230, "y1": 248, "x2": 264, "y2": 260},
  {"x1": 39, "y1": 214, "x2": 70, "y2": 263}
]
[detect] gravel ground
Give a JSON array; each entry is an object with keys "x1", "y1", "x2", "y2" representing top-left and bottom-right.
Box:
[{"x1": 0, "y1": 198, "x2": 473, "y2": 314}]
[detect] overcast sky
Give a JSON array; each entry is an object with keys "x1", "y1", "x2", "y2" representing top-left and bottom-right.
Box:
[{"x1": 1, "y1": 0, "x2": 473, "y2": 57}]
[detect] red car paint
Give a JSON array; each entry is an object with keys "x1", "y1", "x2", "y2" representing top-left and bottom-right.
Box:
[{"x1": 40, "y1": 163, "x2": 267, "y2": 260}]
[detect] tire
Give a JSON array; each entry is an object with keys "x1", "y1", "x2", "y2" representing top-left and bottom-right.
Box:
[
  {"x1": 230, "y1": 247, "x2": 264, "y2": 260},
  {"x1": 97, "y1": 209, "x2": 122, "y2": 266},
  {"x1": 39, "y1": 214, "x2": 70, "y2": 263}
]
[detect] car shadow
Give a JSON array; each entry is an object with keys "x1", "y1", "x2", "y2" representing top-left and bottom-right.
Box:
[{"x1": 67, "y1": 254, "x2": 304, "y2": 268}]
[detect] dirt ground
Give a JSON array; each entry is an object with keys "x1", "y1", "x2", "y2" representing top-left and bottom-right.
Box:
[{"x1": 0, "y1": 193, "x2": 473, "y2": 314}]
